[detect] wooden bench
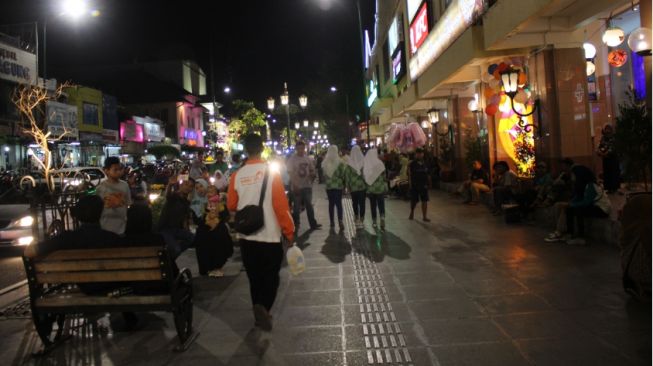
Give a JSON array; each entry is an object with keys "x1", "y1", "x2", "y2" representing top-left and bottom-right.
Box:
[{"x1": 22, "y1": 246, "x2": 197, "y2": 355}]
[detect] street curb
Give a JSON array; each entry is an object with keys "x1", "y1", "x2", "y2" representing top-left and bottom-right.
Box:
[{"x1": 0, "y1": 280, "x2": 27, "y2": 297}]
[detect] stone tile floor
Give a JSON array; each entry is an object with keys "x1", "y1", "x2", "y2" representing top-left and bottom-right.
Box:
[{"x1": 0, "y1": 188, "x2": 650, "y2": 365}]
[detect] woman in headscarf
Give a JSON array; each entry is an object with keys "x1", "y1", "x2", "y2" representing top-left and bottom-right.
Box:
[
  {"x1": 212, "y1": 169, "x2": 229, "y2": 192},
  {"x1": 321, "y1": 145, "x2": 347, "y2": 230},
  {"x1": 597, "y1": 124, "x2": 620, "y2": 193},
  {"x1": 363, "y1": 148, "x2": 388, "y2": 230},
  {"x1": 344, "y1": 145, "x2": 367, "y2": 229},
  {"x1": 189, "y1": 178, "x2": 209, "y2": 224}
]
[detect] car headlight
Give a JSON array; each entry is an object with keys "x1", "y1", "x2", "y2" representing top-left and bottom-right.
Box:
[
  {"x1": 13, "y1": 215, "x2": 34, "y2": 227},
  {"x1": 148, "y1": 193, "x2": 160, "y2": 203},
  {"x1": 17, "y1": 236, "x2": 34, "y2": 246}
]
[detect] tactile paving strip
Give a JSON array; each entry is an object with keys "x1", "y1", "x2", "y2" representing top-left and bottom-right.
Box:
[{"x1": 343, "y1": 198, "x2": 413, "y2": 365}]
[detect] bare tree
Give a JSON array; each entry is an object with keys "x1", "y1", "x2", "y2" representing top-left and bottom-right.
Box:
[{"x1": 12, "y1": 82, "x2": 71, "y2": 192}]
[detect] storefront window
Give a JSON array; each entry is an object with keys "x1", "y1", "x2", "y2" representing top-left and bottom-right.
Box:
[{"x1": 83, "y1": 102, "x2": 99, "y2": 126}]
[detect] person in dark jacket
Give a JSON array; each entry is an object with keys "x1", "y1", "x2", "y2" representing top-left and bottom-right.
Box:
[
  {"x1": 157, "y1": 177, "x2": 195, "y2": 259},
  {"x1": 597, "y1": 124, "x2": 620, "y2": 193}
]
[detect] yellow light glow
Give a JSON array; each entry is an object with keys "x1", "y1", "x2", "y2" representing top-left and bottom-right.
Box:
[{"x1": 497, "y1": 100, "x2": 535, "y2": 177}]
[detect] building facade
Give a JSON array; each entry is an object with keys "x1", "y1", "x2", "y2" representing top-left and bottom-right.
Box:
[{"x1": 365, "y1": 0, "x2": 650, "y2": 180}]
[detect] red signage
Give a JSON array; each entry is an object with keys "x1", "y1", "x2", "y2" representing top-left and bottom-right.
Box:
[{"x1": 409, "y1": 2, "x2": 429, "y2": 55}]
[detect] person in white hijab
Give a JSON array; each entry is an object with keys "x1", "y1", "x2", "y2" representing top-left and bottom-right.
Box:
[
  {"x1": 363, "y1": 148, "x2": 388, "y2": 230},
  {"x1": 345, "y1": 145, "x2": 367, "y2": 228},
  {"x1": 321, "y1": 145, "x2": 347, "y2": 230}
]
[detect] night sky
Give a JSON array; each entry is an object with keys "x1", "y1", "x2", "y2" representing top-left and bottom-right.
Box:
[{"x1": 0, "y1": 0, "x2": 376, "y2": 117}]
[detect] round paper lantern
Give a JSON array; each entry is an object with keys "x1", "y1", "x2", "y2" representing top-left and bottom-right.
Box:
[
  {"x1": 586, "y1": 61, "x2": 596, "y2": 76},
  {"x1": 488, "y1": 64, "x2": 498, "y2": 75},
  {"x1": 517, "y1": 72, "x2": 527, "y2": 86},
  {"x1": 607, "y1": 49, "x2": 628, "y2": 67},
  {"x1": 467, "y1": 99, "x2": 479, "y2": 112},
  {"x1": 485, "y1": 104, "x2": 498, "y2": 116},
  {"x1": 627, "y1": 27, "x2": 652, "y2": 56},
  {"x1": 484, "y1": 86, "x2": 495, "y2": 99},
  {"x1": 583, "y1": 42, "x2": 597, "y2": 59},
  {"x1": 602, "y1": 26, "x2": 625, "y2": 47},
  {"x1": 514, "y1": 89, "x2": 529, "y2": 104}
]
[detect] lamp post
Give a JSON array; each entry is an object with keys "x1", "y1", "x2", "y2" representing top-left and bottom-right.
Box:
[
  {"x1": 40, "y1": 0, "x2": 100, "y2": 80},
  {"x1": 268, "y1": 82, "x2": 307, "y2": 150},
  {"x1": 499, "y1": 68, "x2": 538, "y2": 134}
]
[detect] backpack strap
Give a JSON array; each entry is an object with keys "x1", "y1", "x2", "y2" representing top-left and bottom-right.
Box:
[{"x1": 258, "y1": 166, "x2": 269, "y2": 207}]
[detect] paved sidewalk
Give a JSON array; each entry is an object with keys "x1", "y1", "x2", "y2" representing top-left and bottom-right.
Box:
[{"x1": 0, "y1": 187, "x2": 650, "y2": 365}]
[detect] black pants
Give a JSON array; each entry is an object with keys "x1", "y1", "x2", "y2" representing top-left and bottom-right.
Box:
[
  {"x1": 240, "y1": 240, "x2": 284, "y2": 311},
  {"x1": 368, "y1": 193, "x2": 385, "y2": 220},
  {"x1": 326, "y1": 189, "x2": 343, "y2": 225},
  {"x1": 603, "y1": 156, "x2": 620, "y2": 192},
  {"x1": 566, "y1": 205, "x2": 608, "y2": 237},
  {"x1": 351, "y1": 190, "x2": 366, "y2": 219}
]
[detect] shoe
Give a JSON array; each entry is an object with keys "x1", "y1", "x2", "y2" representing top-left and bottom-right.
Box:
[
  {"x1": 380, "y1": 218, "x2": 385, "y2": 231},
  {"x1": 566, "y1": 238, "x2": 587, "y2": 246},
  {"x1": 339, "y1": 221, "x2": 345, "y2": 231},
  {"x1": 408, "y1": 214, "x2": 414, "y2": 220},
  {"x1": 253, "y1": 304, "x2": 272, "y2": 331},
  {"x1": 310, "y1": 223, "x2": 322, "y2": 230},
  {"x1": 372, "y1": 220, "x2": 378, "y2": 229},
  {"x1": 544, "y1": 233, "x2": 564, "y2": 243},
  {"x1": 208, "y1": 269, "x2": 224, "y2": 277}
]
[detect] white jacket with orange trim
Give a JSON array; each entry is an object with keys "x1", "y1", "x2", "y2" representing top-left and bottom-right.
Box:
[{"x1": 227, "y1": 159, "x2": 295, "y2": 243}]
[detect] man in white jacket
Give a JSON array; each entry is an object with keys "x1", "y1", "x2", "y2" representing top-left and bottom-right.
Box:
[{"x1": 227, "y1": 134, "x2": 295, "y2": 331}]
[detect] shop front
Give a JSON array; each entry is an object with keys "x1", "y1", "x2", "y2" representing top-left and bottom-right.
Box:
[{"x1": 120, "y1": 119, "x2": 145, "y2": 162}]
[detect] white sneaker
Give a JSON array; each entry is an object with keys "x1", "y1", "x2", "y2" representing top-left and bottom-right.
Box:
[
  {"x1": 566, "y1": 238, "x2": 587, "y2": 246},
  {"x1": 544, "y1": 232, "x2": 564, "y2": 242}
]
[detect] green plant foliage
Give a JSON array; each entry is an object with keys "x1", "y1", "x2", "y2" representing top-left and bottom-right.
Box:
[
  {"x1": 147, "y1": 144, "x2": 180, "y2": 159},
  {"x1": 614, "y1": 88, "x2": 651, "y2": 189},
  {"x1": 463, "y1": 130, "x2": 483, "y2": 169}
]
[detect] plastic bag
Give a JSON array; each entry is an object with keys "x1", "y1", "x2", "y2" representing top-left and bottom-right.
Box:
[
  {"x1": 286, "y1": 245, "x2": 305, "y2": 276},
  {"x1": 408, "y1": 122, "x2": 427, "y2": 147}
]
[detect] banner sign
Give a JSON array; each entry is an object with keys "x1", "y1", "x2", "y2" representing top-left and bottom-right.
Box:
[
  {"x1": 120, "y1": 120, "x2": 144, "y2": 142},
  {"x1": 133, "y1": 116, "x2": 164, "y2": 142},
  {"x1": 409, "y1": 0, "x2": 485, "y2": 80},
  {"x1": 409, "y1": 2, "x2": 429, "y2": 54},
  {"x1": 46, "y1": 101, "x2": 78, "y2": 139},
  {"x1": 0, "y1": 42, "x2": 36, "y2": 85}
]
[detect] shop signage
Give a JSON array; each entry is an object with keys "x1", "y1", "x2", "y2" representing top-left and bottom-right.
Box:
[
  {"x1": 133, "y1": 116, "x2": 164, "y2": 142},
  {"x1": 79, "y1": 132, "x2": 103, "y2": 142},
  {"x1": 392, "y1": 45, "x2": 406, "y2": 84},
  {"x1": 0, "y1": 42, "x2": 37, "y2": 85},
  {"x1": 366, "y1": 77, "x2": 378, "y2": 107},
  {"x1": 120, "y1": 120, "x2": 144, "y2": 142},
  {"x1": 181, "y1": 127, "x2": 199, "y2": 146},
  {"x1": 102, "y1": 129, "x2": 119, "y2": 144},
  {"x1": 409, "y1": 0, "x2": 485, "y2": 80},
  {"x1": 388, "y1": 16, "x2": 401, "y2": 55},
  {"x1": 409, "y1": 2, "x2": 429, "y2": 55},
  {"x1": 46, "y1": 101, "x2": 78, "y2": 139}
]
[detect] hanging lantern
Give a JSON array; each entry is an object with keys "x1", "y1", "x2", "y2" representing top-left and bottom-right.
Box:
[
  {"x1": 602, "y1": 26, "x2": 625, "y2": 47},
  {"x1": 627, "y1": 27, "x2": 652, "y2": 56},
  {"x1": 607, "y1": 49, "x2": 628, "y2": 67},
  {"x1": 294, "y1": 122, "x2": 300, "y2": 129},
  {"x1": 467, "y1": 99, "x2": 479, "y2": 112},
  {"x1": 420, "y1": 121, "x2": 429, "y2": 129},
  {"x1": 586, "y1": 61, "x2": 596, "y2": 76},
  {"x1": 427, "y1": 108, "x2": 440, "y2": 124},
  {"x1": 583, "y1": 42, "x2": 597, "y2": 59}
]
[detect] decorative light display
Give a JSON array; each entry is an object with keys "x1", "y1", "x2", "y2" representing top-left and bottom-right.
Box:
[
  {"x1": 627, "y1": 27, "x2": 652, "y2": 56},
  {"x1": 608, "y1": 49, "x2": 628, "y2": 67},
  {"x1": 602, "y1": 26, "x2": 625, "y2": 47}
]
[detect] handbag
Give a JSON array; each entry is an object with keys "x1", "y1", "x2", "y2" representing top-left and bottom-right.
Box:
[{"x1": 234, "y1": 167, "x2": 269, "y2": 235}]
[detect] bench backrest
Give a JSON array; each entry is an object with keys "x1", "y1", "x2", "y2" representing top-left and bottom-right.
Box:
[{"x1": 24, "y1": 246, "x2": 171, "y2": 286}]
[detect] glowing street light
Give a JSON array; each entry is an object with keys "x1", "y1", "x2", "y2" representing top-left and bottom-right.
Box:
[
  {"x1": 299, "y1": 94, "x2": 308, "y2": 108},
  {"x1": 303, "y1": 119, "x2": 309, "y2": 128},
  {"x1": 223, "y1": 86, "x2": 231, "y2": 94},
  {"x1": 330, "y1": 86, "x2": 337, "y2": 92},
  {"x1": 313, "y1": 121, "x2": 319, "y2": 129},
  {"x1": 61, "y1": 0, "x2": 89, "y2": 19},
  {"x1": 267, "y1": 97, "x2": 275, "y2": 111}
]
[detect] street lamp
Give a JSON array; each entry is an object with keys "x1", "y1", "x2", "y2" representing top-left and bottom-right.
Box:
[
  {"x1": 500, "y1": 68, "x2": 538, "y2": 133},
  {"x1": 39, "y1": 0, "x2": 99, "y2": 79},
  {"x1": 268, "y1": 82, "x2": 307, "y2": 149},
  {"x1": 427, "y1": 108, "x2": 440, "y2": 124},
  {"x1": 313, "y1": 121, "x2": 319, "y2": 129},
  {"x1": 303, "y1": 119, "x2": 309, "y2": 128}
]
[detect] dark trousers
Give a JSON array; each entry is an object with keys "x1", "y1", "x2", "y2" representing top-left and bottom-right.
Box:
[
  {"x1": 160, "y1": 228, "x2": 194, "y2": 259},
  {"x1": 326, "y1": 189, "x2": 343, "y2": 225},
  {"x1": 566, "y1": 205, "x2": 608, "y2": 237},
  {"x1": 603, "y1": 156, "x2": 620, "y2": 192},
  {"x1": 240, "y1": 240, "x2": 284, "y2": 311},
  {"x1": 368, "y1": 193, "x2": 385, "y2": 220},
  {"x1": 292, "y1": 188, "x2": 317, "y2": 228},
  {"x1": 493, "y1": 186, "x2": 514, "y2": 209},
  {"x1": 351, "y1": 190, "x2": 366, "y2": 219}
]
